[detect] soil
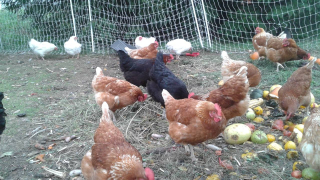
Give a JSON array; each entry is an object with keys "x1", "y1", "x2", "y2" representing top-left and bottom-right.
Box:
[{"x1": 0, "y1": 52, "x2": 313, "y2": 180}]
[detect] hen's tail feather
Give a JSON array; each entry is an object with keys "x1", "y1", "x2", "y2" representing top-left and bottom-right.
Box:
[
  {"x1": 96, "y1": 67, "x2": 103, "y2": 76},
  {"x1": 161, "y1": 89, "x2": 174, "y2": 103},
  {"x1": 236, "y1": 66, "x2": 249, "y2": 84},
  {"x1": 101, "y1": 102, "x2": 112, "y2": 122},
  {"x1": 124, "y1": 47, "x2": 132, "y2": 54},
  {"x1": 236, "y1": 66, "x2": 248, "y2": 76},
  {"x1": 114, "y1": 96, "x2": 120, "y2": 106},
  {"x1": 221, "y1": 51, "x2": 231, "y2": 61},
  {"x1": 306, "y1": 58, "x2": 317, "y2": 69}
]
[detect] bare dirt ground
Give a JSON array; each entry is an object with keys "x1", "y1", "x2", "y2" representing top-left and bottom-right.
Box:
[{"x1": 0, "y1": 52, "x2": 318, "y2": 180}]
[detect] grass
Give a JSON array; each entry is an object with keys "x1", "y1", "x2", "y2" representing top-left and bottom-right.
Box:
[{"x1": 0, "y1": 10, "x2": 33, "y2": 52}]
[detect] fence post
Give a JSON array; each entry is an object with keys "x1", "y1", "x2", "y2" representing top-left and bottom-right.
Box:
[
  {"x1": 190, "y1": 0, "x2": 203, "y2": 48},
  {"x1": 200, "y1": 0, "x2": 211, "y2": 48},
  {"x1": 69, "y1": 0, "x2": 77, "y2": 37},
  {"x1": 87, "y1": 0, "x2": 94, "y2": 52}
]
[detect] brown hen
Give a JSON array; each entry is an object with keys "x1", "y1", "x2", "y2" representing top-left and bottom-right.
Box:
[
  {"x1": 92, "y1": 67, "x2": 147, "y2": 112},
  {"x1": 125, "y1": 42, "x2": 158, "y2": 59},
  {"x1": 162, "y1": 89, "x2": 227, "y2": 161},
  {"x1": 221, "y1": 51, "x2": 261, "y2": 87},
  {"x1": 81, "y1": 102, "x2": 154, "y2": 180},
  {"x1": 190, "y1": 66, "x2": 250, "y2": 121},
  {"x1": 252, "y1": 27, "x2": 273, "y2": 57},
  {"x1": 266, "y1": 38, "x2": 310, "y2": 71},
  {"x1": 278, "y1": 58, "x2": 316, "y2": 120}
]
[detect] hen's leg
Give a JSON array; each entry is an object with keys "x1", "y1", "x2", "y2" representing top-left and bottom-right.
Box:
[
  {"x1": 189, "y1": 145, "x2": 198, "y2": 161},
  {"x1": 184, "y1": 145, "x2": 190, "y2": 154},
  {"x1": 276, "y1": 62, "x2": 284, "y2": 72}
]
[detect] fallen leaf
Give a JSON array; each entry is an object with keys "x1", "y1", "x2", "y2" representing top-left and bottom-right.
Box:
[
  {"x1": 35, "y1": 143, "x2": 46, "y2": 150},
  {"x1": 215, "y1": 150, "x2": 222, "y2": 156},
  {"x1": 178, "y1": 166, "x2": 188, "y2": 171},
  {"x1": 241, "y1": 152, "x2": 257, "y2": 161},
  {"x1": 194, "y1": 176, "x2": 201, "y2": 180},
  {"x1": 206, "y1": 174, "x2": 220, "y2": 180},
  {"x1": 218, "y1": 157, "x2": 233, "y2": 170},
  {"x1": 48, "y1": 143, "x2": 56, "y2": 150},
  {"x1": 35, "y1": 154, "x2": 45, "y2": 162}
]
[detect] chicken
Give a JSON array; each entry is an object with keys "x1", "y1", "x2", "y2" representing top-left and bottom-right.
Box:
[
  {"x1": 81, "y1": 102, "x2": 154, "y2": 180},
  {"x1": 125, "y1": 42, "x2": 158, "y2": 59},
  {"x1": 221, "y1": 51, "x2": 261, "y2": 87},
  {"x1": 92, "y1": 67, "x2": 147, "y2": 112},
  {"x1": 117, "y1": 50, "x2": 174, "y2": 87},
  {"x1": 299, "y1": 107, "x2": 320, "y2": 171},
  {"x1": 277, "y1": 28, "x2": 292, "y2": 39},
  {"x1": 135, "y1": 36, "x2": 156, "y2": 49},
  {"x1": 252, "y1": 27, "x2": 273, "y2": 57},
  {"x1": 28, "y1": 38, "x2": 58, "y2": 60},
  {"x1": 166, "y1": 39, "x2": 192, "y2": 59},
  {"x1": 0, "y1": 92, "x2": 6, "y2": 136},
  {"x1": 64, "y1": 36, "x2": 82, "y2": 59},
  {"x1": 278, "y1": 58, "x2": 316, "y2": 120},
  {"x1": 189, "y1": 66, "x2": 250, "y2": 121},
  {"x1": 147, "y1": 52, "x2": 189, "y2": 107},
  {"x1": 266, "y1": 38, "x2": 310, "y2": 71},
  {"x1": 162, "y1": 89, "x2": 227, "y2": 161}
]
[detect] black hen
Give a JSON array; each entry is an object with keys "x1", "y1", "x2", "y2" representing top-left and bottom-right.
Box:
[
  {"x1": 147, "y1": 52, "x2": 189, "y2": 106},
  {"x1": 118, "y1": 50, "x2": 156, "y2": 87},
  {"x1": 0, "y1": 92, "x2": 7, "y2": 135}
]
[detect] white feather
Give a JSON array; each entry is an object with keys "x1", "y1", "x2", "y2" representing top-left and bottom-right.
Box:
[
  {"x1": 166, "y1": 39, "x2": 192, "y2": 55},
  {"x1": 29, "y1": 38, "x2": 57, "y2": 58},
  {"x1": 64, "y1": 36, "x2": 82, "y2": 56}
]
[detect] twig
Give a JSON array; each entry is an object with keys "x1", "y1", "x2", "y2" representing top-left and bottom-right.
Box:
[
  {"x1": 125, "y1": 104, "x2": 146, "y2": 137},
  {"x1": 30, "y1": 127, "x2": 42, "y2": 134},
  {"x1": 29, "y1": 129, "x2": 46, "y2": 139},
  {"x1": 58, "y1": 146, "x2": 68, "y2": 152},
  {"x1": 46, "y1": 68, "x2": 54, "y2": 73},
  {"x1": 0, "y1": 67, "x2": 10, "y2": 73},
  {"x1": 138, "y1": 122, "x2": 155, "y2": 136},
  {"x1": 270, "y1": 169, "x2": 284, "y2": 180},
  {"x1": 234, "y1": 156, "x2": 241, "y2": 166},
  {"x1": 42, "y1": 166, "x2": 66, "y2": 178}
]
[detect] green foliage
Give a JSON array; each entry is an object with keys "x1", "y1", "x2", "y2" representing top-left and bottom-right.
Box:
[
  {"x1": 1, "y1": 0, "x2": 319, "y2": 51},
  {"x1": 205, "y1": 0, "x2": 320, "y2": 42}
]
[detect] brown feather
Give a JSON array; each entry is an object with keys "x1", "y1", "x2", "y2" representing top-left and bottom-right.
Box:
[
  {"x1": 278, "y1": 60, "x2": 315, "y2": 119},
  {"x1": 164, "y1": 94, "x2": 227, "y2": 146},
  {"x1": 81, "y1": 104, "x2": 148, "y2": 180}
]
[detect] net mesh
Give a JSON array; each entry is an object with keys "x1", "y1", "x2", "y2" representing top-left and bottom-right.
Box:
[{"x1": 0, "y1": 0, "x2": 319, "y2": 54}]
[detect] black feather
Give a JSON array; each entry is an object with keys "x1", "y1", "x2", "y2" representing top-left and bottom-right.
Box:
[
  {"x1": 147, "y1": 52, "x2": 189, "y2": 106},
  {"x1": 117, "y1": 50, "x2": 155, "y2": 87},
  {"x1": 0, "y1": 92, "x2": 7, "y2": 135}
]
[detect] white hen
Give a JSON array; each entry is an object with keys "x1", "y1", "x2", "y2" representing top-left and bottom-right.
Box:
[
  {"x1": 165, "y1": 39, "x2": 192, "y2": 59},
  {"x1": 29, "y1": 39, "x2": 58, "y2": 60},
  {"x1": 64, "y1": 36, "x2": 82, "y2": 59},
  {"x1": 135, "y1": 36, "x2": 156, "y2": 49}
]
